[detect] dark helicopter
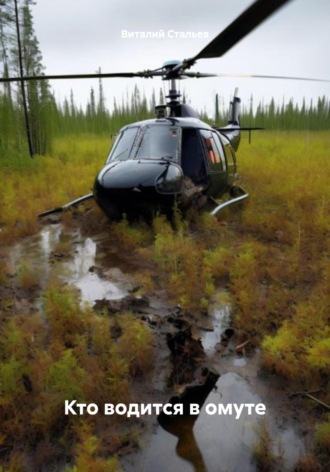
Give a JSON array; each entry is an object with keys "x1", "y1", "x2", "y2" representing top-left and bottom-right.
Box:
[
  {"x1": 92, "y1": 82, "x2": 247, "y2": 220},
  {"x1": 42, "y1": 73, "x2": 250, "y2": 220},
  {"x1": 1, "y1": 0, "x2": 328, "y2": 220}
]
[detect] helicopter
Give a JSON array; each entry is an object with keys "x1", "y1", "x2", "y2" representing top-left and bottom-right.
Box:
[
  {"x1": 1, "y1": 0, "x2": 328, "y2": 220},
  {"x1": 41, "y1": 77, "x2": 251, "y2": 220},
  {"x1": 92, "y1": 82, "x2": 248, "y2": 220}
]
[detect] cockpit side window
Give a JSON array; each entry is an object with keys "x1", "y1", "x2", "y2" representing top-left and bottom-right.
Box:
[
  {"x1": 223, "y1": 142, "x2": 236, "y2": 169},
  {"x1": 107, "y1": 127, "x2": 139, "y2": 162},
  {"x1": 211, "y1": 132, "x2": 227, "y2": 169},
  {"x1": 200, "y1": 130, "x2": 226, "y2": 172}
]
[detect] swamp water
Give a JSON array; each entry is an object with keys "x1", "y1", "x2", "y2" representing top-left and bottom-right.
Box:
[
  {"x1": 7, "y1": 225, "x2": 306, "y2": 472},
  {"x1": 8, "y1": 224, "x2": 129, "y2": 306},
  {"x1": 123, "y1": 308, "x2": 305, "y2": 472}
]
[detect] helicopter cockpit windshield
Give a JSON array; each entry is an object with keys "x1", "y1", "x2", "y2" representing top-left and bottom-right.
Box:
[
  {"x1": 135, "y1": 125, "x2": 180, "y2": 161},
  {"x1": 107, "y1": 127, "x2": 139, "y2": 162},
  {"x1": 107, "y1": 124, "x2": 180, "y2": 163}
]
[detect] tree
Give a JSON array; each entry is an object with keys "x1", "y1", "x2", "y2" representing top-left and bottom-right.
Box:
[
  {"x1": 0, "y1": 1, "x2": 13, "y2": 101},
  {"x1": 159, "y1": 87, "x2": 164, "y2": 105},
  {"x1": 0, "y1": 0, "x2": 54, "y2": 156},
  {"x1": 215, "y1": 93, "x2": 220, "y2": 123},
  {"x1": 20, "y1": 0, "x2": 53, "y2": 154},
  {"x1": 96, "y1": 70, "x2": 108, "y2": 133},
  {"x1": 150, "y1": 87, "x2": 156, "y2": 113}
]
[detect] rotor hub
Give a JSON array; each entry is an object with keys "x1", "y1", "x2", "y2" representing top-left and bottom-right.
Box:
[{"x1": 161, "y1": 60, "x2": 183, "y2": 80}]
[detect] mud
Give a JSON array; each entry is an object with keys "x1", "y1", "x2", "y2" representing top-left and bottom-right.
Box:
[{"x1": 0, "y1": 215, "x2": 319, "y2": 471}]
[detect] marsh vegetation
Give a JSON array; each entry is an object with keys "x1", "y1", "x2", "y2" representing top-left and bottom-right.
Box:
[
  {"x1": 0, "y1": 131, "x2": 329, "y2": 470},
  {"x1": 1, "y1": 3, "x2": 329, "y2": 469}
]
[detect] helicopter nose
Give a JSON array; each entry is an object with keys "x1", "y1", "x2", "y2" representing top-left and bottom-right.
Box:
[
  {"x1": 155, "y1": 162, "x2": 183, "y2": 194},
  {"x1": 95, "y1": 160, "x2": 183, "y2": 191},
  {"x1": 93, "y1": 160, "x2": 183, "y2": 217}
]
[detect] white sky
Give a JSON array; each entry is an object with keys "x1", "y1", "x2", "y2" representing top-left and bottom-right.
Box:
[{"x1": 32, "y1": 0, "x2": 330, "y2": 119}]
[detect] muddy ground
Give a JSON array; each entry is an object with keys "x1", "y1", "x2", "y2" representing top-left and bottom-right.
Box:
[{"x1": 1, "y1": 203, "x2": 327, "y2": 472}]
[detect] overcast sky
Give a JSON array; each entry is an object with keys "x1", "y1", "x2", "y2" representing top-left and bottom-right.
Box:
[{"x1": 32, "y1": 0, "x2": 330, "y2": 118}]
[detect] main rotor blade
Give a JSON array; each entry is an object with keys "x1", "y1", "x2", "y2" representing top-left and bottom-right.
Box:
[
  {"x1": 183, "y1": 72, "x2": 218, "y2": 78},
  {"x1": 215, "y1": 73, "x2": 330, "y2": 83},
  {"x1": 184, "y1": 0, "x2": 292, "y2": 68},
  {"x1": 0, "y1": 70, "x2": 158, "y2": 83}
]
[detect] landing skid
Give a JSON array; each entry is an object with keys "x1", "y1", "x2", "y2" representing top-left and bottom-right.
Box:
[
  {"x1": 38, "y1": 193, "x2": 94, "y2": 218},
  {"x1": 209, "y1": 187, "x2": 249, "y2": 216}
]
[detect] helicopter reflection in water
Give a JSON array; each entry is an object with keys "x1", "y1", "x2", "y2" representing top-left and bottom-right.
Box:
[{"x1": 154, "y1": 369, "x2": 220, "y2": 472}]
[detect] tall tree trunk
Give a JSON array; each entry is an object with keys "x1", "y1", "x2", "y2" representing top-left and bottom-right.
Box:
[{"x1": 14, "y1": 0, "x2": 33, "y2": 156}]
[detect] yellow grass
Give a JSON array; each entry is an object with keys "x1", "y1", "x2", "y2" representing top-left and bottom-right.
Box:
[
  {"x1": 0, "y1": 131, "x2": 329, "y2": 468},
  {"x1": 0, "y1": 135, "x2": 110, "y2": 242}
]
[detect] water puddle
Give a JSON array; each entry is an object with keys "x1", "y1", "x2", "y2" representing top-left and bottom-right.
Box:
[
  {"x1": 202, "y1": 305, "x2": 230, "y2": 354},
  {"x1": 123, "y1": 300, "x2": 305, "y2": 472},
  {"x1": 8, "y1": 224, "x2": 61, "y2": 286},
  {"x1": 139, "y1": 373, "x2": 263, "y2": 472},
  {"x1": 8, "y1": 224, "x2": 130, "y2": 307},
  {"x1": 232, "y1": 357, "x2": 246, "y2": 367},
  {"x1": 125, "y1": 372, "x2": 305, "y2": 472},
  {"x1": 65, "y1": 237, "x2": 129, "y2": 304}
]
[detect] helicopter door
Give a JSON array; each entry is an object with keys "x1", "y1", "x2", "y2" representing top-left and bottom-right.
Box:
[
  {"x1": 200, "y1": 130, "x2": 227, "y2": 196},
  {"x1": 181, "y1": 129, "x2": 208, "y2": 186}
]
